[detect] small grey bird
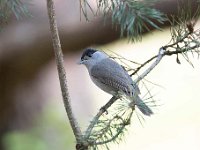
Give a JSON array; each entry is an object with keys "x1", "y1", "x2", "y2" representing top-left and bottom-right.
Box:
[{"x1": 79, "y1": 48, "x2": 153, "y2": 116}]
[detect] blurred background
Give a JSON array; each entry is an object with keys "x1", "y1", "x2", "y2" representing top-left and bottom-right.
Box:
[{"x1": 0, "y1": 0, "x2": 200, "y2": 150}]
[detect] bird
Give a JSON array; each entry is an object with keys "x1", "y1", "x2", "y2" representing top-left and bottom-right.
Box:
[{"x1": 78, "y1": 48, "x2": 153, "y2": 116}]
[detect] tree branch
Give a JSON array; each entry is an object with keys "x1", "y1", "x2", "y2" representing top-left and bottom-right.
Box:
[
  {"x1": 84, "y1": 96, "x2": 118, "y2": 140},
  {"x1": 132, "y1": 27, "x2": 200, "y2": 76},
  {"x1": 134, "y1": 47, "x2": 165, "y2": 84},
  {"x1": 46, "y1": 0, "x2": 82, "y2": 143}
]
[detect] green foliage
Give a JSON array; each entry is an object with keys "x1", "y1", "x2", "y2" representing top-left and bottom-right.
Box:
[
  {"x1": 85, "y1": 98, "x2": 134, "y2": 150},
  {"x1": 100, "y1": 0, "x2": 165, "y2": 41},
  {"x1": 3, "y1": 133, "x2": 48, "y2": 150},
  {"x1": 3, "y1": 104, "x2": 75, "y2": 150},
  {"x1": 81, "y1": 0, "x2": 166, "y2": 41},
  {"x1": 165, "y1": 0, "x2": 200, "y2": 66},
  {"x1": 0, "y1": 0, "x2": 29, "y2": 27}
]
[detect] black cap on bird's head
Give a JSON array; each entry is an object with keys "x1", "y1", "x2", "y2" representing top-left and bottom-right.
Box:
[
  {"x1": 78, "y1": 48, "x2": 108, "y2": 65},
  {"x1": 81, "y1": 48, "x2": 97, "y2": 61}
]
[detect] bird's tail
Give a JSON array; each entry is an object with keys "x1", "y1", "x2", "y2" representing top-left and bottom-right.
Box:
[{"x1": 134, "y1": 96, "x2": 153, "y2": 116}]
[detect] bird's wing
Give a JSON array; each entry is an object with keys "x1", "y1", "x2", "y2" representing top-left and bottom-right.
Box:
[{"x1": 90, "y1": 58, "x2": 134, "y2": 95}]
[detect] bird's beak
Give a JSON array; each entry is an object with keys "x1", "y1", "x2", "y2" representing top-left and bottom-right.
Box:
[{"x1": 77, "y1": 59, "x2": 83, "y2": 65}]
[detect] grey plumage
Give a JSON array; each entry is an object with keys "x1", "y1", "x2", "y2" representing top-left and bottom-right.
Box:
[
  {"x1": 79, "y1": 49, "x2": 153, "y2": 116},
  {"x1": 90, "y1": 58, "x2": 153, "y2": 116},
  {"x1": 90, "y1": 58, "x2": 135, "y2": 96},
  {"x1": 135, "y1": 95, "x2": 153, "y2": 116}
]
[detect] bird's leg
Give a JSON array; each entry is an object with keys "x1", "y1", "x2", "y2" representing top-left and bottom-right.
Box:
[
  {"x1": 100, "y1": 96, "x2": 119, "y2": 114},
  {"x1": 128, "y1": 99, "x2": 136, "y2": 111}
]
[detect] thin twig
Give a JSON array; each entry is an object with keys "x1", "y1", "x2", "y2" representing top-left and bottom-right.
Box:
[
  {"x1": 134, "y1": 47, "x2": 165, "y2": 84},
  {"x1": 130, "y1": 55, "x2": 157, "y2": 76},
  {"x1": 131, "y1": 27, "x2": 200, "y2": 76},
  {"x1": 84, "y1": 96, "x2": 118, "y2": 139},
  {"x1": 163, "y1": 32, "x2": 191, "y2": 49},
  {"x1": 46, "y1": 0, "x2": 82, "y2": 143},
  {"x1": 132, "y1": 42, "x2": 200, "y2": 76},
  {"x1": 94, "y1": 115, "x2": 127, "y2": 145}
]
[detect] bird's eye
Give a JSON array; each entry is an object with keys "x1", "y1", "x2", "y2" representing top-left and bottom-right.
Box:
[
  {"x1": 81, "y1": 55, "x2": 91, "y2": 61},
  {"x1": 81, "y1": 48, "x2": 96, "y2": 60},
  {"x1": 86, "y1": 55, "x2": 91, "y2": 59}
]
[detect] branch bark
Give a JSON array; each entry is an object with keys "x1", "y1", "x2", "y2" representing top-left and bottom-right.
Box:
[
  {"x1": 131, "y1": 28, "x2": 200, "y2": 76},
  {"x1": 134, "y1": 48, "x2": 165, "y2": 84},
  {"x1": 84, "y1": 96, "x2": 118, "y2": 139},
  {"x1": 46, "y1": 0, "x2": 81, "y2": 143}
]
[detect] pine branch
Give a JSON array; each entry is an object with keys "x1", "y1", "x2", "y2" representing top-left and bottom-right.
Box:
[
  {"x1": 131, "y1": 30, "x2": 200, "y2": 77},
  {"x1": 80, "y1": 0, "x2": 166, "y2": 41},
  {"x1": 131, "y1": 1, "x2": 200, "y2": 76},
  {"x1": 46, "y1": 0, "x2": 82, "y2": 144},
  {"x1": 84, "y1": 96, "x2": 119, "y2": 140},
  {"x1": 134, "y1": 47, "x2": 165, "y2": 84},
  {"x1": 0, "y1": 0, "x2": 29, "y2": 27},
  {"x1": 84, "y1": 97, "x2": 134, "y2": 149}
]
